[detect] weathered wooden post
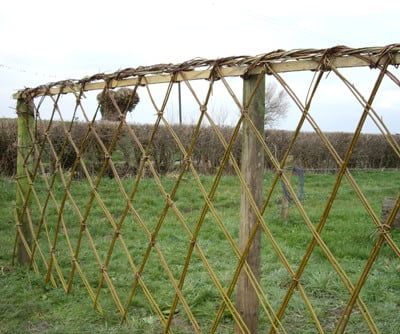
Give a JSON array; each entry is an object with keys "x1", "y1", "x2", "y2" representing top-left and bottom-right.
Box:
[
  {"x1": 236, "y1": 74, "x2": 265, "y2": 333},
  {"x1": 15, "y1": 97, "x2": 34, "y2": 264}
]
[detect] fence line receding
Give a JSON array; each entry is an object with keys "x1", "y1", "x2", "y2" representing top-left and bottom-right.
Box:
[{"x1": 12, "y1": 44, "x2": 400, "y2": 333}]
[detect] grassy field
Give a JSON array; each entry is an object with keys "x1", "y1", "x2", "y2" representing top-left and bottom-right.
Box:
[{"x1": 0, "y1": 171, "x2": 399, "y2": 333}]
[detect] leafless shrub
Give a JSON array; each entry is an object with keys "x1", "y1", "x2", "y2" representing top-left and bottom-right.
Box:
[
  {"x1": 97, "y1": 88, "x2": 139, "y2": 121},
  {"x1": 265, "y1": 83, "x2": 289, "y2": 128}
]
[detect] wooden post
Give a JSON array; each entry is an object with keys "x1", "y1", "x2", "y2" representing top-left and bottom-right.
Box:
[
  {"x1": 15, "y1": 97, "x2": 34, "y2": 265},
  {"x1": 236, "y1": 74, "x2": 265, "y2": 333}
]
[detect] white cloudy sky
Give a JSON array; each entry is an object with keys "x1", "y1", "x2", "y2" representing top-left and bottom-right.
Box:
[{"x1": 1, "y1": 0, "x2": 399, "y2": 133}]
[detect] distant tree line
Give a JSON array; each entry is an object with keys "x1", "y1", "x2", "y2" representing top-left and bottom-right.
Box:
[{"x1": 1, "y1": 118, "x2": 398, "y2": 176}]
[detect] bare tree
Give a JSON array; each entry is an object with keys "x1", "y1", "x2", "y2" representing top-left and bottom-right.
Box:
[
  {"x1": 96, "y1": 88, "x2": 140, "y2": 173},
  {"x1": 265, "y1": 83, "x2": 289, "y2": 128},
  {"x1": 97, "y1": 88, "x2": 139, "y2": 121}
]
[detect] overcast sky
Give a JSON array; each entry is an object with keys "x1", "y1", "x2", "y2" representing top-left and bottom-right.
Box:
[{"x1": 1, "y1": 0, "x2": 399, "y2": 133}]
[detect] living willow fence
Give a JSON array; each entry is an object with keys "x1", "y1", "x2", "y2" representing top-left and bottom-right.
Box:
[{"x1": 13, "y1": 45, "x2": 400, "y2": 333}]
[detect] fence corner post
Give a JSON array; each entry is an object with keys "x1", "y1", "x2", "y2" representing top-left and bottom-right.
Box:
[
  {"x1": 236, "y1": 73, "x2": 265, "y2": 333},
  {"x1": 15, "y1": 97, "x2": 34, "y2": 265}
]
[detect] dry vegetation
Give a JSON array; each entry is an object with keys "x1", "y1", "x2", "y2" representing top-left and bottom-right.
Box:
[
  {"x1": 0, "y1": 118, "x2": 399, "y2": 177},
  {"x1": 97, "y1": 88, "x2": 140, "y2": 121}
]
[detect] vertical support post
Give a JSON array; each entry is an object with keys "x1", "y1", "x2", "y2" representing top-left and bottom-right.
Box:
[
  {"x1": 15, "y1": 97, "x2": 34, "y2": 265},
  {"x1": 236, "y1": 74, "x2": 265, "y2": 333}
]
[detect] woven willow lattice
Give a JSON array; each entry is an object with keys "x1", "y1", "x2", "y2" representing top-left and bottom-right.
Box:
[{"x1": 13, "y1": 45, "x2": 400, "y2": 333}]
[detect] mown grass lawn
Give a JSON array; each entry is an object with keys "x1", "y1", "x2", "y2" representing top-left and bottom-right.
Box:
[{"x1": 0, "y1": 171, "x2": 399, "y2": 333}]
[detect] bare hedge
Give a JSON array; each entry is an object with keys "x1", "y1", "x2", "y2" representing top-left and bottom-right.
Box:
[
  {"x1": 0, "y1": 119, "x2": 18, "y2": 176},
  {"x1": 0, "y1": 118, "x2": 399, "y2": 176}
]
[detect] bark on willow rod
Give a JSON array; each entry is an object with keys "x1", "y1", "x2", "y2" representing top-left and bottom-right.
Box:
[
  {"x1": 15, "y1": 97, "x2": 34, "y2": 265},
  {"x1": 235, "y1": 74, "x2": 265, "y2": 334}
]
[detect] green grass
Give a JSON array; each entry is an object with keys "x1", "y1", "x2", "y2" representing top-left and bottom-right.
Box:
[{"x1": 0, "y1": 171, "x2": 399, "y2": 333}]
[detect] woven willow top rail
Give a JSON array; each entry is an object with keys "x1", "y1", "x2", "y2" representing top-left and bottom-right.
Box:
[{"x1": 13, "y1": 44, "x2": 400, "y2": 99}]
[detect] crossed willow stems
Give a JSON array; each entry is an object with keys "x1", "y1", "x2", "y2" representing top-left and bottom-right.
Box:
[{"x1": 14, "y1": 53, "x2": 400, "y2": 333}]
